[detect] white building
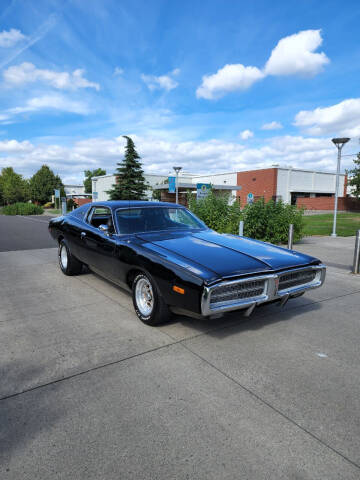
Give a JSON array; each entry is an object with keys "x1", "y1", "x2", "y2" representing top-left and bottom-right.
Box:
[
  {"x1": 64, "y1": 184, "x2": 86, "y2": 196},
  {"x1": 275, "y1": 167, "x2": 346, "y2": 205},
  {"x1": 92, "y1": 173, "x2": 168, "y2": 201},
  {"x1": 91, "y1": 167, "x2": 347, "y2": 208}
]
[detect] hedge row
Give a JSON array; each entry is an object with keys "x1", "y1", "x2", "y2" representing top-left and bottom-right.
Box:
[{"x1": 2, "y1": 202, "x2": 44, "y2": 215}]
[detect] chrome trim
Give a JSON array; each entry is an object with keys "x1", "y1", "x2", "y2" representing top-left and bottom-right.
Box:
[
  {"x1": 277, "y1": 265, "x2": 326, "y2": 295},
  {"x1": 200, "y1": 264, "x2": 326, "y2": 316},
  {"x1": 201, "y1": 274, "x2": 277, "y2": 316}
]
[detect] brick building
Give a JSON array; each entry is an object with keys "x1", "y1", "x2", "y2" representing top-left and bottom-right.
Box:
[
  {"x1": 236, "y1": 167, "x2": 347, "y2": 206},
  {"x1": 92, "y1": 167, "x2": 352, "y2": 211}
]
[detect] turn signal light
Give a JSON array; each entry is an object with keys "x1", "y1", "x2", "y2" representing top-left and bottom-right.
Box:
[{"x1": 173, "y1": 285, "x2": 185, "y2": 294}]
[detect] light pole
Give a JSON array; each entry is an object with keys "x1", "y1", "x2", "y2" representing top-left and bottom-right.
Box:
[
  {"x1": 173, "y1": 166, "x2": 182, "y2": 204},
  {"x1": 331, "y1": 137, "x2": 350, "y2": 237}
]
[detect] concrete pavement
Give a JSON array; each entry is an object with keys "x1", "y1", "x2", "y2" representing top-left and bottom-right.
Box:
[{"x1": 1, "y1": 238, "x2": 360, "y2": 479}]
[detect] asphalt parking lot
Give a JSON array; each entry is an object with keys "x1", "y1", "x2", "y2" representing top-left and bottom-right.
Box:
[
  {"x1": 0, "y1": 215, "x2": 56, "y2": 251},
  {"x1": 1, "y1": 217, "x2": 360, "y2": 479}
]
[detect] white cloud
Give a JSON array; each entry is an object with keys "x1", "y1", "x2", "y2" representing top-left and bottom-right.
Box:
[
  {"x1": 0, "y1": 28, "x2": 26, "y2": 47},
  {"x1": 141, "y1": 68, "x2": 180, "y2": 91},
  {"x1": 3, "y1": 62, "x2": 100, "y2": 90},
  {"x1": 113, "y1": 67, "x2": 123, "y2": 76},
  {"x1": 264, "y1": 30, "x2": 329, "y2": 76},
  {"x1": 240, "y1": 129, "x2": 254, "y2": 140},
  {"x1": 0, "y1": 133, "x2": 349, "y2": 185},
  {"x1": 196, "y1": 64, "x2": 264, "y2": 99},
  {"x1": 0, "y1": 139, "x2": 33, "y2": 152},
  {"x1": 261, "y1": 121, "x2": 283, "y2": 130},
  {"x1": 196, "y1": 30, "x2": 329, "y2": 100},
  {"x1": 8, "y1": 94, "x2": 90, "y2": 116},
  {"x1": 294, "y1": 98, "x2": 360, "y2": 136}
]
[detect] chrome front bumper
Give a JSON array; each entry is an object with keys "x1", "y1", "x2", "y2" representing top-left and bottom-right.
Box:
[{"x1": 201, "y1": 265, "x2": 326, "y2": 316}]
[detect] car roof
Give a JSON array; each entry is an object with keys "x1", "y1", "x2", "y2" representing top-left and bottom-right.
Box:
[{"x1": 90, "y1": 200, "x2": 182, "y2": 209}]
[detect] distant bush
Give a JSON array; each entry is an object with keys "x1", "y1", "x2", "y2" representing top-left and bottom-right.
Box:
[
  {"x1": 3, "y1": 202, "x2": 44, "y2": 215},
  {"x1": 188, "y1": 193, "x2": 304, "y2": 244},
  {"x1": 187, "y1": 191, "x2": 242, "y2": 234},
  {"x1": 242, "y1": 198, "x2": 304, "y2": 244},
  {"x1": 66, "y1": 198, "x2": 77, "y2": 211}
]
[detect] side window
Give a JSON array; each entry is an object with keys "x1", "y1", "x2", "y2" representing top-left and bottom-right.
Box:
[{"x1": 87, "y1": 207, "x2": 113, "y2": 230}]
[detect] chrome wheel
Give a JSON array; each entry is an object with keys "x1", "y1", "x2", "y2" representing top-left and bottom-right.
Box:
[
  {"x1": 60, "y1": 245, "x2": 68, "y2": 269},
  {"x1": 135, "y1": 277, "x2": 154, "y2": 316}
]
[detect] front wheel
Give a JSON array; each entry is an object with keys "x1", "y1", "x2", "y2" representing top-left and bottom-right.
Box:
[
  {"x1": 132, "y1": 273, "x2": 170, "y2": 326},
  {"x1": 58, "y1": 239, "x2": 83, "y2": 275}
]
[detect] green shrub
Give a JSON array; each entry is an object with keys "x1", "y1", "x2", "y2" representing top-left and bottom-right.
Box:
[
  {"x1": 66, "y1": 198, "x2": 77, "y2": 211},
  {"x1": 3, "y1": 202, "x2": 44, "y2": 215},
  {"x1": 242, "y1": 198, "x2": 304, "y2": 244},
  {"x1": 187, "y1": 191, "x2": 242, "y2": 234}
]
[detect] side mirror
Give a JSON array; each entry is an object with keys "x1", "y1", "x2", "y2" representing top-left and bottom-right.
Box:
[{"x1": 99, "y1": 224, "x2": 110, "y2": 235}]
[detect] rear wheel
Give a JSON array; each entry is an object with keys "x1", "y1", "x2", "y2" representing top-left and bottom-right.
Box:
[
  {"x1": 132, "y1": 273, "x2": 170, "y2": 326},
  {"x1": 58, "y1": 239, "x2": 83, "y2": 275}
]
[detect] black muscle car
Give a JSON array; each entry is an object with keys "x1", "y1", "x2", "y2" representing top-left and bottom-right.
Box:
[{"x1": 49, "y1": 201, "x2": 326, "y2": 325}]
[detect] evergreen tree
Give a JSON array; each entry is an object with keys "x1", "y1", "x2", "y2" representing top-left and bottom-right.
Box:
[
  {"x1": 0, "y1": 167, "x2": 29, "y2": 205},
  {"x1": 107, "y1": 136, "x2": 147, "y2": 200},
  {"x1": 348, "y1": 152, "x2": 360, "y2": 198},
  {"x1": 30, "y1": 165, "x2": 64, "y2": 204},
  {"x1": 84, "y1": 168, "x2": 106, "y2": 193}
]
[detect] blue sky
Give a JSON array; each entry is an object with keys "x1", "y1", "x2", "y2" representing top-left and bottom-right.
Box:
[{"x1": 0, "y1": 0, "x2": 359, "y2": 183}]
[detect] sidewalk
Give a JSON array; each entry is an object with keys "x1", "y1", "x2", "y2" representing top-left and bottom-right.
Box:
[{"x1": 295, "y1": 235, "x2": 357, "y2": 273}]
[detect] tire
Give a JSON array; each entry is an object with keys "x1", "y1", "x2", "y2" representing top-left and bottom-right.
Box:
[
  {"x1": 132, "y1": 272, "x2": 170, "y2": 326},
  {"x1": 58, "y1": 239, "x2": 83, "y2": 276}
]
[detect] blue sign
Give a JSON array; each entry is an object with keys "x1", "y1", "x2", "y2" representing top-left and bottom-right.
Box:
[
  {"x1": 168, "y1": 176, "x2": 176, "y2": 193},
  {"x1": 54, "y1": 189, "x2": 60, "y2": 198},
  {"x1": 197, "y1": 183, "x2": 211, "y2": 200},
  {"x1": 247, "y1": 192, "x2": 254, "y2": 204},
  {"x1": 92, "y1": 191, "x2": 98, "y2": 200}
]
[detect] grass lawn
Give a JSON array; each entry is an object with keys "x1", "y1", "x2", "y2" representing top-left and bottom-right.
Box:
[
  {"x1": 44, "y1": 208, "x2": 61, "y2": 215},
  {"x1": 303, "y1": 212, "x2": 360, "y2": 236}
]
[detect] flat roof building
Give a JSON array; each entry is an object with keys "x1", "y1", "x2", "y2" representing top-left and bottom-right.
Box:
[
  {"x1": 91, "y1": 167, "x2": 348, "y2": 210},
  {"x1": 236, "y1": 167, "x2": 346, "y2": 206}
]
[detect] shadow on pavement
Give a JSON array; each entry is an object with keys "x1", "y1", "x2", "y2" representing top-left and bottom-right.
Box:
[{"x1": 0, "y1": 361, "x2": 64, "y2": 464}]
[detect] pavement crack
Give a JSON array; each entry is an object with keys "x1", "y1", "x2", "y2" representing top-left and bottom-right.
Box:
[
  {"x1": 0, "y1": 340, "x2": 181, "y2": 403},
  {"x1": 179, "y1": 341, "x2": 360, "y2": 472}
]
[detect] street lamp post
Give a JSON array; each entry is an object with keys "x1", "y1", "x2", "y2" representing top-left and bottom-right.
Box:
[
  {"x1": 331, "y1": 137, "x2": 350, "y2": 237},
  {"x1": 173, "y1": 166, "x2": 182, "y2": 204}
]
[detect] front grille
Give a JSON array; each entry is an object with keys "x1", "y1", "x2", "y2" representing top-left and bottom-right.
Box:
[
  {"x1": 210, "y1": 280, "x2": 266, "y2": 305},
  {"x1": 278, "y1": 270, "x2": 316, "y2": 291}
]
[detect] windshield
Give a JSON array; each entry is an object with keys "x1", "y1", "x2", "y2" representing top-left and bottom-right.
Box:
[{"x1": 115, "y1": 207, "x2": 206, "y2": 234}]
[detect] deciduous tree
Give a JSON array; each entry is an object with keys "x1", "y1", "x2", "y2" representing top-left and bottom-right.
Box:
[
  {"x1": 84, "y1": 168, "x2": 106, "y2": 193},
  {"x1": 30, "y1": 165, "x2": 64, "y2": 204},
  {"x1": 348, "y1": 153, "x2": 360, "y2": 198},
  {"x1": 0, "y1": 167, "x2": 29, "y2": 205}
]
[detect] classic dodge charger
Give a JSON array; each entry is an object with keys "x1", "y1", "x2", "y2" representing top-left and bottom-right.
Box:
[{"x1": 49, "y1": 201, "x2": 326, "y2": 325}]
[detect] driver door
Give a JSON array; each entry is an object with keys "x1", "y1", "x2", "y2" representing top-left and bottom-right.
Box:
[{"x1": 80, "y1": 206, "x2": 117, "y2": 278}]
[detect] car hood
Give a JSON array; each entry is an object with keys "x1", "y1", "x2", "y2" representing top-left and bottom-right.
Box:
[{"x1": 136, "y1": 229, "x2": 318, "y2": 279}]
